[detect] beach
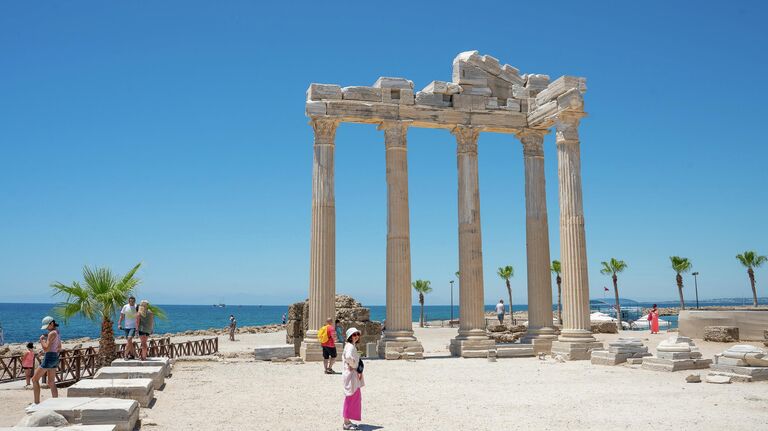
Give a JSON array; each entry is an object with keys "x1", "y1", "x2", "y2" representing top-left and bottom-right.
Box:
[{"x1": 2, "y1": 325, "x2": 766, "y2": 430}]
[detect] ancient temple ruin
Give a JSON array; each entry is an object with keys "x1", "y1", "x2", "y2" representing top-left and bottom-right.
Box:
[{"x1": 302, "y1": 51, "x2": 601, "y2": 360}]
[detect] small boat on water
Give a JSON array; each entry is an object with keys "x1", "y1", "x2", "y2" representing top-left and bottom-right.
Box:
[{"x1": 213, "y1": 303, "x2": 225, "y2": 308}]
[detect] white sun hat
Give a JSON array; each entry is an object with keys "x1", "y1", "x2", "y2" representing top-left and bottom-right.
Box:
[{"x1": 345, "y1": 327, "x2": 361, "y2": 341}]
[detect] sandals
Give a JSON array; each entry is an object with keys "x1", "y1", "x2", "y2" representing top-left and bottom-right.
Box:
[{"x1": 325, "y1": 368, "x2": 335, "y2": 374}]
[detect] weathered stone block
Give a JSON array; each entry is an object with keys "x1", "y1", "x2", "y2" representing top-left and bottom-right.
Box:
[
  {"x1": 706, "y1": 374, "x2": 731, "y2": 384},
  {"x1": 415, "y1": 92, "x2": 451, "y2": 107},
  {"x1": 453, "y1": 62, "x2": 488, "y2": 87},
  {"x1": 14, "y1": 410, "x2": 68, "y2": 427},
  {"x1": 372, "y1": 77, "x2": 413, "y2": 89},
  {"x1": 326, "y1": 100, "x2": 399, "y2": 120},
  {"x1": 398, "y1": 88, "x2": 414, "y2": 105},
  {"x1": 111, "y1": 357, "x2": 172, "y2": 377},
  {"x1": 704, "y1": 326, "x2": 739, "y2": 342},
  {"x1": 503, "y1": 98, "x2": 520, "y2": 112},
  {"x1": 461, "y1": 85, "x2": 492, "y2": 96},
  {"x1": 342, "y1": 86, "x2": 382, "y2": 102},
  {"x1": 557, "y1": 88, "x2": 583, "y2": 111},
  {"x1": 336, "y1": 307, "x2": 370, "y2": 322},
  {"x1": 25, "y1": 398, "x2": 139, "y2": 431},
  {"x1": 422, "y1": 81, "x2": 461, "y2": 95},
  {"x1": 496, "y1": 344, "x2": 535, "y2": 358},
  {"x1": 452, "y1": 94, "x2": 488, "y2": 111},
  {"x1": 657, "y1": 351, "x2": 702, "y2": 360},
  {"x1": 551, "y1": 340, "x2": 604, "y2": 361},
  {"x1": 534, "y1": 76, "x2": 582, "y2": 106},
  {"x1": 10, "y1": 426, "x2": 117, "y2": 431},
  {"x1": 710, "y1": 363, "x2": 768, "y2": 381},
  {"x1": 67, "y1": 378, "x2": 154, "y2": 407},
  {"x1": 94, "y1": 366, "x2": 164, "y2": 390},
  {"x1": 305, "y1": 101, "x2": 326, "y2": 116},
  {"x1": 470, "y1": 111, "x2": 526, "y2": 129},
  {"x1": 307, "y1": 83, "x2": 342, "y2": 101},
  {"x1": 254, "y1": 345, "x2": 296, "y2": 361},
  {"x1": 641, "y1": 357, "x2": 712, "y2": 372}
]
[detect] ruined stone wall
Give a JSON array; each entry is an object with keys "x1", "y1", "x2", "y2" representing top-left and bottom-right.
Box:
[{"x1": 286, "y1": 294, "x2": 382, "y2": 355}]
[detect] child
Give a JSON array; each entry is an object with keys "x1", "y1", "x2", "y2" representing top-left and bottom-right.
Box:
[{"x1": 22, "y1": 342, "x2": 35, "y2": 388}]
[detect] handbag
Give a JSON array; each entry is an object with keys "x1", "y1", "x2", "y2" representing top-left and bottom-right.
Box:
[{"x1": 356, "y1": 357, "x2": 364, "y2": 374}]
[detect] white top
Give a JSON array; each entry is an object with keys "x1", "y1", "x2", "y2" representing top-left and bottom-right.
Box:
[
  {"x1": 495, "y1": 303, "x2": 505, "y2": 314},
  {"x1": 121, "y1": 304, "x2": 137, "y2": 329},
  {"x1": 342, "y1": 343, "x2": 365, "y2": 397}
]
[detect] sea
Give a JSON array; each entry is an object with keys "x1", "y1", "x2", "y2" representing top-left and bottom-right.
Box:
[{"x1": 0, "y1": 299, "x2": 759, "y2": 344}]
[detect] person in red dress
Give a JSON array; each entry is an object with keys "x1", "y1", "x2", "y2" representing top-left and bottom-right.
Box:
[{"x1": 648, "y1": 304, "x2": 660, "y2": 334}]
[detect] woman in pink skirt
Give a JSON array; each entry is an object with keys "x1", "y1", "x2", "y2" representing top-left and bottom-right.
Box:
[{"x1": 342, "y1": 327, "x2": 364, "y2": 430}]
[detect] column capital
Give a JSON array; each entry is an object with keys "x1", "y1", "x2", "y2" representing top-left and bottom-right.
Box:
[
  {"x1": 452, "y1": 125, "x2": 480, "y2": 154},
  {"x1": 310, "y1": 118, "x2": 339, "y2": 146},
  {"x1": 554, "y1": 112, "x2": 586, "y2": 144},
  {"x1": 378, "y1": 120, "x2": 410, "y2": 149},
  {"x1": 516, "y1": 129, "x2": 548, "y2": 158}
]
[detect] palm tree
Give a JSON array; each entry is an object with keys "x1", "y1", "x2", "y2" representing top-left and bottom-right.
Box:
[
  {"x1": 736, "y1": 251, "x2": 767, "y2": 307},
  {"x1": 551, "y1": 260, "x2": 562, "y2": 324},
  {"x1": 51, "y1": 263, "x2": 164, "y2": 365},
  {"x1": 600, "y1": 258, "x2": 628, "y2": 332},
  {"x1": 669, "y1": 256, "x2": 692, "y2": 310},
  {"x1": 497, "y1": 266, "x2": 514, "y2": 324},
  {"x1": 412, "y1": 279, "x2": 433, "y2": 328}
]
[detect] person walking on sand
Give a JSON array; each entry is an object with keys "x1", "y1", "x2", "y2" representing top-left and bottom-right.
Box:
[
  {"x1": 32, "y1": 316, "x2": 60, "y2": 404},
  {"x1": 649, "y1": 304, "x2": 660, "y2": 334},
  {"x1": 495, "y1": 299, "x2": 505, "y2": 325},
  {"x1": 136, "y1": 300, "x2": 155, "y2": 361},
  {"x1": 22, "y1": 342, "x2": 36, "y2": 388},
  {"x1": 342, "y1": 327, "x2": 365, "y2": 430},
  {"x1": 318, "y1": 317, "x2": 337, "y2": 374},
  {"x1": 117, "y1": 296, "x2": 138, "y2": 359},
  {"x1": 228, "y1": 314, "x2": 237, "y2": 341},
  {"x1": 282, "y1": 313, "x2": 286, "y2": 325}
]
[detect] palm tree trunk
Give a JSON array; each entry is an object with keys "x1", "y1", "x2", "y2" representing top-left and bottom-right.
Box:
[
  {"x1": 676, "y1": 273, "x2": 686, "y2": 310},
  {"x1": 612, "y1": 274, "x2": 621, "y2": 332},
  {"x1": 506, "y1": 280, "x2": 513, "y2": 325},
  {"x1": 419, "y1": 293, "x2": 424, "y2": 328},
  {"x1": 556, "y1": 276, "x2": 562, "y2": 325},
  {"x1": 748, "y1": 268, "x2": 758, "y2": 307},
  {"x1": 99, "y1": 317, "x2": 116, "y2": 367}
]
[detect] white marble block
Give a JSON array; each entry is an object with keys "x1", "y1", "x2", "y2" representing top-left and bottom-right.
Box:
[
  {"x1": 94, "y1": 366, "x2": 164, "y2": 390},
  {"x1": 111, "y1": 357, "x2": 172, "y2": 377},
  {"x1": 68, "y1": 378, "x2": 154, "y2": 407},
  {"x1": 25, "y1": 398, "x2": 139, "y2": 431},
  {"x1": 253, "y1": 345, "x2": 295, "y2": 361}
]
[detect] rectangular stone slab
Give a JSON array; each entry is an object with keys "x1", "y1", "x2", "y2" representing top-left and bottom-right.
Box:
[
  {"x1": 94, "y1": 366, "x2": 164, "y2": 390},
  {"x1": 254, "y1": 345, "x2": 295, "y2": 360},
  {"x1": 111, "y1": 357, "x2": 172, "y2": 377},
  {"x1": 496, "y1": 344, "x2": 535, "y2": 358},
  {"x1": 641, "y1": 357, "x2": 712, "y2": 372},
  {"x1": 26, "y1": 398, "x2": 138, "y2": 431},
  {"x1": 710, "y1": 364, "x2": 768, "y2": 381},
  {"x1": 68, "y1": 378, "x2": 154, "y2": 407},
  {"x1": 3, "y1": 427, "x2": 117, "y2": 431}
]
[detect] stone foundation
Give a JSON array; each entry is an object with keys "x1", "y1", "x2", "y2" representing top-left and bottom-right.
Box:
[
  {"x1": 449, "y1": 338, "x2": 496, "y2": 358},
  {"x1": 378, "y1": 340, "x2": 424, "y2": 360},
  {"x1": 25, "y1": 398, "x2": 139, "y2": 431},
  {"x1": 551, "y1": 340, "x2": 604, "y2": 361}
]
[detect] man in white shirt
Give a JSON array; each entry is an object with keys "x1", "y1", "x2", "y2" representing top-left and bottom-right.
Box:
[
  {"x1": 495, "y1": 299, "x2": 505, "y2": 325},
  {"x1": 117, "y1": 296, "x2": 138, "y2": 359}
]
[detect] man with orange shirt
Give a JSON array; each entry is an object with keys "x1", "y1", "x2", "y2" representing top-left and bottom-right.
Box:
[{"x1": 320, "y1": 317, "x2": 337, "y2": 374}]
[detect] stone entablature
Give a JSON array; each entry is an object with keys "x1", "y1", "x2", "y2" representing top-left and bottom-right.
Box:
[{"x1": 305, "y1": 50, "x2": 586, "y2": 134}]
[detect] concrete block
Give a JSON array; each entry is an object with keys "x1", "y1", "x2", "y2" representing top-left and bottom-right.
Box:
[
  {"x1": 307, "y1": 83, "x2": 342, "y2": 101},
  {"x1": 111, "y1": 357, "x2": 172, "y2": 377},
  {"x1": 94, "y1": 366, "x2": 164, "y2": 390},
  {"x1": 253, "y1": 345, "x2": 296, "y2": 361},
  {"x1": 25, "y1": 398, "x2": 139, "y2": 431},
  {"x1": 68, "y1": 378, "x2": 154, "y2": 407}
]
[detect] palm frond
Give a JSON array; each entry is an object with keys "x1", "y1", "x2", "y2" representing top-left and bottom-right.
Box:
[
  {"x1": 147, "y1": 304, "x2": 167, "y2": 320},
  {"x1": 599, "y1": 261, "x2": 612, "y2": 275},
  {"x1": 550, "y1": 260, "x2": 561, "y2": 274},
  {"x1": 412, "y1": 279, "x2": 433, "y2": 294},
  {"x1": 497, "y1": 265, "x2": 513, "y2": 280},
  {"x1": 670, "y1": 256, "x2": 692, "y2": 274}
]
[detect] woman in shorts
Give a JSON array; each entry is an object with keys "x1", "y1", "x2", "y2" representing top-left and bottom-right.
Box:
[
  {"x1": 136, "y1": 300, "x2": 155, "y2": 361},
  {"x1": 32, "y1": 316, "x2": 60, "y2": 404}
]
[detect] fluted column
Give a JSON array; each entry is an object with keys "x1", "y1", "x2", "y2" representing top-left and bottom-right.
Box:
[
  {"x1": 554, "y1": 112, "x2": 596, "y2": 346},
  {"x1": 301, "y1": 118, "x2": 338, "y2": 361},
  {"x1": 453, "y1": 125, "x2": 487, "y2": 340},
  {"x1": 380, "y1": 121, "x2": 416, "y2": 342},
  {"x1": 517, "y1": 130, "x2": 556, "y2": 346}
]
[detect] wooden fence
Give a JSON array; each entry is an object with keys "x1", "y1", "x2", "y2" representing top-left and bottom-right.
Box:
[{"x1": 0, "y1": 337, "x2": 218, "y2": 385}]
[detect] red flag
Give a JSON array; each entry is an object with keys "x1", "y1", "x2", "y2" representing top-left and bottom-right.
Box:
[{"x1": 604, "y1": 287, "x2": 609, "y2": 292}]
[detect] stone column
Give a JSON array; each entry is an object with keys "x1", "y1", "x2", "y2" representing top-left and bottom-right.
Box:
[
  {"x1": 517, "y1": 130, "x2": 557, "y2": 353},
  {"x1": 550, "y1": 113, "x2": 603, "y2": 360},
  {"x1": 449, "y1": 125, "x2": 494, "y2": 358},
  {"x1": 300, "y1": 118, "x2": 338, "y2": 362},
  {"x1": 377, "y1": 121, "x2": 423, "y2": 360}
]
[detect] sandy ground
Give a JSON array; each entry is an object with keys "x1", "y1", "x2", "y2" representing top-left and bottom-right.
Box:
[{"x1": 2, "y1": 327, "x2": 767, "y2": 430}]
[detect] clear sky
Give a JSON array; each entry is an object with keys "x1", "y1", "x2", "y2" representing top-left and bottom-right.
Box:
[{"x1": 1, "y1": 1, "x2": 767, "y2": 306}]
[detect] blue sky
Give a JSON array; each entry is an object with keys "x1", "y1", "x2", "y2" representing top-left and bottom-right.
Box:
[{"x1": 1, "y1": 1, "x2": 767, "y2": 306}]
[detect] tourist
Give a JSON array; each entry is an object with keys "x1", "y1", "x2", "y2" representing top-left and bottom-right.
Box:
[
  {"x1": 335, "y1": 319, "x2": 344, "y2": 346},
  {"x1": 136, "y1": 300, "x2": 155, "y2": 361},
  {"x1": 282, "y1": 313, "x2": 286, "y2": 325},
  {"x1": 342, "y1": 327, "x2": 364, "y2": 430},
  {"x1": 229, "y1": 314, "x2": 237, "y2": 341},
  {"x1": 22, "y1": 342, "x2": 35, "y2": 388},
  {"x1": 318, "y1": 317, "x2": 337, "y2": 374},
  {"x1": 117, "y1": 296, "x2": 138, "y2": 359},
  {"x1": 649, "y1": 304, "x2": 660, "y2": 334},
  {"x1": 496, "y1": 299, "x2": 505, "y2": 324},
  {"x1": 32, "y1": 316, "x2": 60, "y2": 404}
]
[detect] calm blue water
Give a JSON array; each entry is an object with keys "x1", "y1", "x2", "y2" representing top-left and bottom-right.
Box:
[{"x1": 0, "y1": 300, "x2": 745, "y2": 344}]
